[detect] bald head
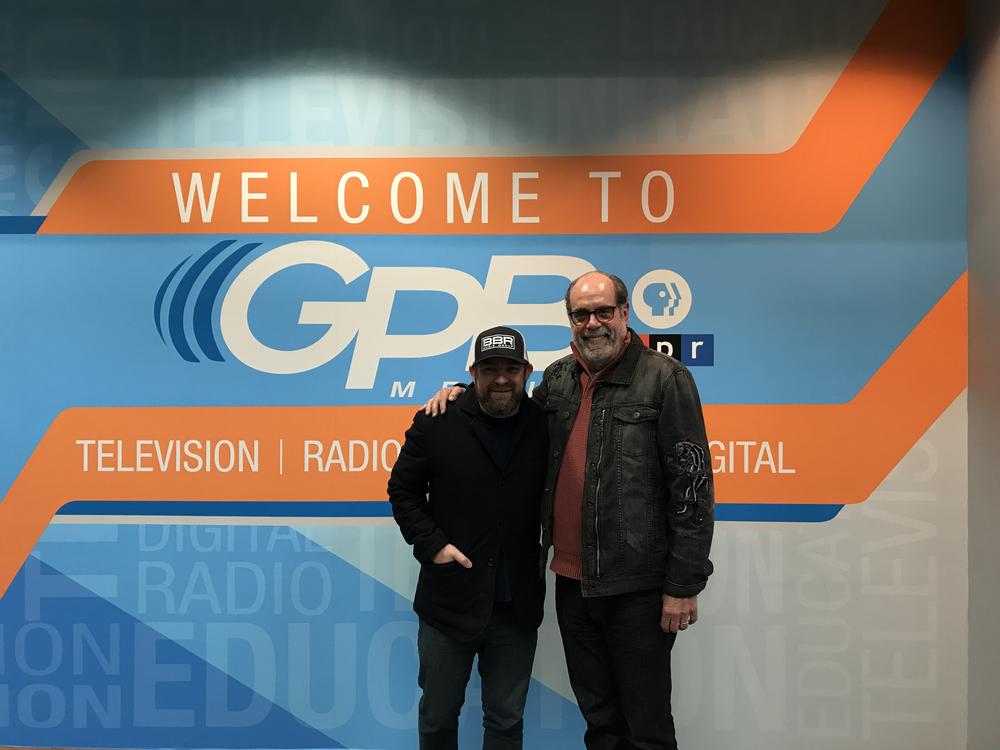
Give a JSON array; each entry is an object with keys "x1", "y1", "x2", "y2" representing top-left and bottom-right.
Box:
[{"x1": 564, "y1": 271, "x2": 628, "y2": 313}]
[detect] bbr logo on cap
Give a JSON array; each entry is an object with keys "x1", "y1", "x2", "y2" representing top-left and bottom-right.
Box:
[{"x1": 482, "y1": 334, "x2": 515, "y2": 350}]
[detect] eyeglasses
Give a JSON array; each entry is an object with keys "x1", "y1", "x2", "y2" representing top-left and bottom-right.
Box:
[{"x1": 568, "y1": 305, "x2": 619, "y2": 327}]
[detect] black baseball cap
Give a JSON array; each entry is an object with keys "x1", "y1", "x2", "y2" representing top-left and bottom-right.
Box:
[{"x1": 472, "y1": 326, "x2": 530, "y2": 367}]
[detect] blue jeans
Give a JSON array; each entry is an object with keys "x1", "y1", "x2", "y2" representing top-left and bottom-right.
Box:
[
  {"x1": 556, "y1": 576, "x2": 678, "y2": 750},
  {"x1": 417, "y1": 602, "x2": 538, "y2": 750}
]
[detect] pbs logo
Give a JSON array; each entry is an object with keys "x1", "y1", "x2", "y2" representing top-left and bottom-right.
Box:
[{"x1": 631, "y1": 270, "x2": 692, "y2": 330}]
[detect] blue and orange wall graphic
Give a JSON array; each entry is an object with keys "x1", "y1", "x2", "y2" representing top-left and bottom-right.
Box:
[{"x1": 0, "y1": 0, "x2": 970, "y2": 747}]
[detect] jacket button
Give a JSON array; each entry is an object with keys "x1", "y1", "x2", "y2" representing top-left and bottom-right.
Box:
[
  {"x1": 487, "y1": 558, "x2": 496, "y2": 567},
  {"x1": 552, "y1": 450, "x2": 559, "y2": 457},
  {"x1": 634, "y1": 409, "x2": 640, "y2": 418}
]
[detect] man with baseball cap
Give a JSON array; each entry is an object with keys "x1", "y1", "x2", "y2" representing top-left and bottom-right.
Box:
[{"x1": 388, "y1": 325, "x2": 548, "y2": 750}]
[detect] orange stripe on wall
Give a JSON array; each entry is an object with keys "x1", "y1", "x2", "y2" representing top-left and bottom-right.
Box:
[
  {"x1": 706, "y1": 273, "x2": 967, "y2": 505},
  {"x1": 37, "y1": 0, "x2": 963, "y2": 235}
]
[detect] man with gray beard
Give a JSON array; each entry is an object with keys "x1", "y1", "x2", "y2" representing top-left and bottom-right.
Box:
[
  {"x1": 541, "y1": 271, "x2": 713, "y2": 750},
  {"x1": 426, "y1": 273, "x2": 714, "y2": 749},
  {"x1": 389, "y1": 326, "x2": 548, "y2": 750}
]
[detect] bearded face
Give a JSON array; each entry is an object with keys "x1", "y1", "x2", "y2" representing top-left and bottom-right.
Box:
[
  {"x1": 571, "y1": 314, "x2": 627, "y2": 372},
  {"x1": 471, "y1": 358, "x2": 530, "y2": 417},
  {"x1": 567, "y1": 274, "x2": 629, "y2": 372}
]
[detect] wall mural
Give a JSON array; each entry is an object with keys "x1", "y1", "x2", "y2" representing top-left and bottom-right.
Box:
[{"x1": 0, "y1": 0, "x2": 967, "y2": 747}]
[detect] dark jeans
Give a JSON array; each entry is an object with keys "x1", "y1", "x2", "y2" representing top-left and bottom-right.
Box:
[
  {"x1": 417, "y1": 602, "x2": 538, "y2": 750},
  {"x1": 555, "y1": 575, "x2": 678, "y2": 750}
]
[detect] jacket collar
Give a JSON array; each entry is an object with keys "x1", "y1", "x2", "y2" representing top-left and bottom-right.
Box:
[
  {"x1": 457, "y1": 385, "x2": 534, "y2": 473},
  {"x1": 457, "y1": 385, "x2": 483, "y2": 418},
  {"x1": 603, "y1": 328, "x2": 645, "y2": 384}
]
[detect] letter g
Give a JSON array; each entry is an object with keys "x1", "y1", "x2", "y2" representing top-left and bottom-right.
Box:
[{"x1": 220, "y1": 240, "x2": 369, "y2": 374}]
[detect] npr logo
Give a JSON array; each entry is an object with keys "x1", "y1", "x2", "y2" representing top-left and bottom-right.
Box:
[
  {"x1": 482, "y1": 334, "x2": 515, "y2": 350},
  {"x1": 647, "y1": 334, "x2": 714, "y2": 366}
]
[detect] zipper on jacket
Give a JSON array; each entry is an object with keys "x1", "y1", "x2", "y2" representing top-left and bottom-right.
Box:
[{"x1": 594, "y1": 408, "x2": 605, "y2": 579}]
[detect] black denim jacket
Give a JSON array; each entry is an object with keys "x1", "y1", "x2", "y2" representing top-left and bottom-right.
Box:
[{"x1": 534, "y1": 330, "x2": 714, "y2": 598}]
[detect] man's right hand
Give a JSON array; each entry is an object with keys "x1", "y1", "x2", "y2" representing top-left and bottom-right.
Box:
[
  {"x1": 423, "y1": 385, "x2": 466, "y2": 416},
  {"x1": 431, "y1": 543, "x2": 472, "y2": 567}
]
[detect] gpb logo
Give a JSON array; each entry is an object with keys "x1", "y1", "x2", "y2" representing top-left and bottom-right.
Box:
[
  {"x1": 154, "y1": 239, "x2": 262, "y2": 362},
  {"x1": 631, "y1": 270, "x2": 692, "y2": 329},
  {"x1": 156, "y1": 240, "x2": 595, "y2": 388}
]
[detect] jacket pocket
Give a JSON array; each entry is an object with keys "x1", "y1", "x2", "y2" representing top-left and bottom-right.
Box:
[
  {"x1": 427, "y1": 559, "x2": 469, "y2": 574},
  {"x1": 421, "y1": 559, "x2": 475, "y2": 601},
  {"x1": 612, "y1": 405, "x2": 659, "y2": 457}
]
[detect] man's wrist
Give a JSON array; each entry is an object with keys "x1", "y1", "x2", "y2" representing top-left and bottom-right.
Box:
[{"x1": 663, "y1": 579, "x2": 706, "y2": 599}]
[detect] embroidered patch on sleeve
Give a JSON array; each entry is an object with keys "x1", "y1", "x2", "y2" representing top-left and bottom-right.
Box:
[{"x1": 668, "y1": 441, "x2": 712, "y2": 524}]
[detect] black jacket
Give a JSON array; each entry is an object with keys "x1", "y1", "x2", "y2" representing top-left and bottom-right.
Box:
[
  {"x1": 534, "y1": 330, "x2": 714, "y2": 598},
  {"x1": 387, "y1": 388, "x2": 548, "y2": 641}
]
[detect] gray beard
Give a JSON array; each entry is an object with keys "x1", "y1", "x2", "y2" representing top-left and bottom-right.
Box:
[{"x1": 577, "y1": 335, "x2": 618, "y2": 371}]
